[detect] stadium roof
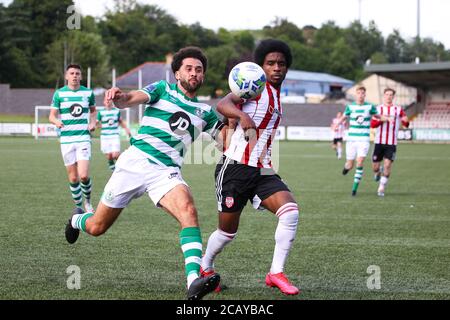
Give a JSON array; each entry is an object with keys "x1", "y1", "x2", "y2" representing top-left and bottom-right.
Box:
[
  {"x1": 364, "y1": 62, "x2": 450, "y2": 89},
  {"x1": 286, "y1": 70, "x2": 353, "y2": 86}
]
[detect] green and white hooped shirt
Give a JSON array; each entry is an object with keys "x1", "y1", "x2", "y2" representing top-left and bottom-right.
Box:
[
  {"x1": 97, "y1": 107, "x2": 121, "y2": 139},
  {"x1": 133, "y1": 80, "x2": 221, "y2": 168},
  {"x1": 51, "y1": 86, "x2": 95, "y2": 144},
  {"x1": 344, "y1": 102, "x2": 378, "y2": 142}
]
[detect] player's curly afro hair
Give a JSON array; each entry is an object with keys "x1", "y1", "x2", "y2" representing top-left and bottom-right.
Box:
[
  {"x1": 254, "y1": 39, "x2": 292, "y2": 68},
  {"x1": 171, "y1": 46, "x2": 208, "y2": 74}
]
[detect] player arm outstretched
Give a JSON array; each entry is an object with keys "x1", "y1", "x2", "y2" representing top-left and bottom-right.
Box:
[
  {"x1": 104, "y1": 87, "x2": 149, "y2": 109},
  {"x1": 216, "y1": 93, "x2": 256, "y2": 131}
]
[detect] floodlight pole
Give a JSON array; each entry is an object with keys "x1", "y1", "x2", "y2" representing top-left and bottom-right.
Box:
[
  {"x1": 358, "y1": 0, "x2": 362, "y2": 22},
  {"x1": 417, "y1": 0, "x2": 421, "y2": 38}
]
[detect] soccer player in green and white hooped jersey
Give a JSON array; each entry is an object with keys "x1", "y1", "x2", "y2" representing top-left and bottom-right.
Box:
[
  {"x1": 64, "y1": 47, "x2": 226, "y2": 300},
  {"x1": 96, "y1": 106, "x2": 131, "y2": 170},
  {"x1": 49, "y1": 64, "x2": 97, "y2": 212},
  {"x1": 337, "y1": 86, "x2": 384, "y2": 196}
]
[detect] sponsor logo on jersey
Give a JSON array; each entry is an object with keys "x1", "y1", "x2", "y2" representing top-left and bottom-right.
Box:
[
  {"x1": 70, "y1": 103, "x2": 84, "y2": 117},
  {"x1": 356, "y1": 115, "x2": 365, "y2": 124},
  {"x1": 169, "y1": 112, "x2": 191, "y2": 135}
]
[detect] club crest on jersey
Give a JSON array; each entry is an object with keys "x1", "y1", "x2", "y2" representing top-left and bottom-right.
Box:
[
  {"x1": 225, "y1": 196, "x2": 234, "y2": 208},
  {"x1": 70, "y1": 103, "x2": 83, "y2": 117},
  {"x1": 195, "y1": 108, "x2": 204, "y2": 117}
]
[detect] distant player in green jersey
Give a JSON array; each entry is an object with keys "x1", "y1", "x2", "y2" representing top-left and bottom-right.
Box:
[
  {"x1": 64, "y1": 47, "x2": 226, "y2": 300},
  {"x1": 96, "y1": 106, "x2": 131, "y2": 171},
  {"x1": 49, "y1": 64, "x2": 97, "y2": 212},
  {"x1": 337, "y1": 86, "x2": 383, "y2": 196}
]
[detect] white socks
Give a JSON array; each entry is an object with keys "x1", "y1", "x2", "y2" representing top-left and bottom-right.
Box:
[
  {"x1": 380, "y1": 176, "x2": 389, "y2": 187},
  {"x1": 202, "y1": 229, "x2": 236, "y2": 271},
  {"x1": 270, "y1": 203, "x2": 299, "y2": 274}
]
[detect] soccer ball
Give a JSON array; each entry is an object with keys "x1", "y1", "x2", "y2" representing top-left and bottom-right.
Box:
[{"x1": 228, "y1": 62, "x2": 266, "y2": 99}]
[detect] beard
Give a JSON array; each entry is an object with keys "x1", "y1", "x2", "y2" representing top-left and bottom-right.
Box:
[{"x1": 179, "y1": 78, "x2": 202, "y2": 94}]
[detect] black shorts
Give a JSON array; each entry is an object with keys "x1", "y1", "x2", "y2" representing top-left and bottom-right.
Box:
[
  {"x1": 372, "y1": 144, "x2": 397, "y2": 162},
  {"x1": 215, "y1": 156, "x2": 291, "y2": 213},
  {"x1": 333, "y1": 138, "x2": 343, "y2": 144}
]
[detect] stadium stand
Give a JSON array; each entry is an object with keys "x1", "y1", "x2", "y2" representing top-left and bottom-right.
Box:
[{"x1": 411, "y1": 102, "x2": 450, "y2": 129}]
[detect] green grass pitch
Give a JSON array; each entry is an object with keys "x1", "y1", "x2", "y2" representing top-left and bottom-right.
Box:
[{"x1": 0, "y1": 137, "x2": 449, "y2": 300}]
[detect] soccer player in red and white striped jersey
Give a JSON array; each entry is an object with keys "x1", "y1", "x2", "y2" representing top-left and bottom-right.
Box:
[
  {"x1": 331, "y1": 111, "x2": 345, "y2": 159},
  {"x1": 202, "y1": 39, "x2": 300, "y2": 296},
  {"x1": 371, "y1": 88, "x2": 409, "y2": 196}
]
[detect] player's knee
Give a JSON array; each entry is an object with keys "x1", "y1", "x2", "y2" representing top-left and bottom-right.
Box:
[
  {"x1": 276, "y1": 203, "x2": 299, "y2": 226},
  {"x1": 177, "y1": 202, "x2": 198, "y2": 225},
  {"x1": 80, "y1": 175, "x2": 90, "y2": 182}
]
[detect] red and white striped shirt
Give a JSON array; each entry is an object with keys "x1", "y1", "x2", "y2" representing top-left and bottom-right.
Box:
[
  {"x1": 224, "y1": 82, "x2": 282, "y2": 168},
  {"x1": 375, "y1": 104, "x2": 406, "y2": 146},
  {"x1": 331, "y1": 118, "x2": 345, "y2": 139}
]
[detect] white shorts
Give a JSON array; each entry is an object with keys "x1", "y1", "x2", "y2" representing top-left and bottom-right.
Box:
[
  {"x1": 101, "y1": 146, "x2": 188, "y2": 208},
  {"x1": 101, "y1": 136, "x2": 121, "y2": 154},
  {"x1": 346, "y1": 141, "x2": 370, "y2": 160},
  {"x1": 60, "y1": 141, "x2": 91, "y2": 166}
]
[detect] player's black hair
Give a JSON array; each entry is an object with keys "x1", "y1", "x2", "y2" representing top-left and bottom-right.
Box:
[
  {"x1": 254, "y1": 39, "x2": 292, "y2": 68},
  {"x1": 66, "y1": 63, "x2": 82, "y2": 71},
  {"x1": 171, "y1": 46, "x2": 208, "y2": 73}
]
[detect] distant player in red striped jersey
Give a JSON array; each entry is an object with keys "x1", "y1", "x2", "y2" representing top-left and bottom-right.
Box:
[
  {"x1": 331, "y1": 111, "x2": 345, "y2": 159},
  {"x1": 201, "y1": 39, "x2": 300, "y2": 295},
  {"x1": 371, "y1": 88, "x2": 409, "y2": 196}
]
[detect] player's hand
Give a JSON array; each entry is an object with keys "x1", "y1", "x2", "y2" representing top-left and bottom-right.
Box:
[
  {"x1": 88, "y1": 122, "x2": 96, "y2": 132},
  {"x1": 239, "y1": 113, "x2": 256, "y2": 142},
  {"x1": 239, "y1": 113, "x2": 256, "y2": 132},
  {"x1": 104, "y1": 87, "x2": 123, "y2": 107}
]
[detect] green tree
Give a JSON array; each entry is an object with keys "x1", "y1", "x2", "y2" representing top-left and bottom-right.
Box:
[
  {"x1": 288, "y1": 41, "x2": 326, "y2": 72},
  {"x1": 313, "y1": 21, "x2": 344, "y2": 56},
  {"x1": 202, "y1": 45, "x2": 240, "y2": 97},
  {"x1": 384, "y1": 29, "x2": 407, "y2": 63},
  {"x1": 404, "y1": 37, "x2": 450, "y2": 63},
  {"x1": 327, "y1": 37, "x2": 357, "y2": 79},
  {"x1": 370, "y1": 51, "x2": 388, "y2": 64},
  {"x1": 263, "y1": 17, "x2": 304, "y2": 43},
  {"x1": 344, "y1": 20, "x2": 384, "y2": 65},
  {"x1": 0, "y1": 3, "x2": 38, "y2": 86},
  {"x1": 99, "y1": 3, "x2": 186, "y2": 74},
  {"x1": 45, "y1": 31, "x2": 110, "y2": 88}
]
